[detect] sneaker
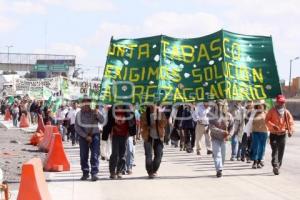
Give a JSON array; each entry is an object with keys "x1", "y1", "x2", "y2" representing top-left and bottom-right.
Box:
[
  {"x1": 207, "y1": 150, "x2": 213, "y2": 155},
  {"x1": 216, "y1": 170, "x2": 222, "y2": 178},
  {"x1": 241, "y1": 157, "x2": 245, "y2": 162},
  {"x1": 252, "y1": 161, "x2": 257, "y2": 169},
  {"x1": 153, "y1": 172, "x2": 158, "y2": 177},
  {"x1": 148, "y1": 173, "x2": 155, "y2": 179},
  {"x1": 186, "y1": 149, "x2": 193, "y2": 153},
  {"x1": 80, "y1": 174, "x2": 90, "y2": 181},
  {"x1": 230, "y1": 157, "x2": 236, "y2": 161},
  {"x1": 237, "y1": 157, "x2": 241, "y2": 161},
  {"x1": 91, "y1": 175, "x2": 99, "y2": 182},
  {"x1": 273, "y1": 167, "x2": 280, "y2": 175},
  {"x1": 197, "y1": 150, "x2": 201, "y2": 155},
  {"x1": 117, "y1": 172, "x2": 123, "y2": 179},
  {"x1": 246, "y1": 158, "x2": 251, "y2": 163},
  {"x1": 110, "y1": 173, "x2": 117, "y2": 179},
  {"x1": 257, "y1": 163, "x2": 262, "y2": 169},
  {"x1": 127, "y1": 170, "x2": 133, "y2": 175},
  {"x1": 258, "y1": 161, "x2": 264, "y2": 168}
]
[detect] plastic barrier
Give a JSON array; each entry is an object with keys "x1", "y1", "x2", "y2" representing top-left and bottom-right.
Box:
[
  {"x1": 44, "y1": 132, "x2": 70, "y2": 172},
  {"x1": 17, "y1": 158, "x2": 52, "y2": 200},
  {"x1": 19, "y1": 113, "x2": 29, "y2": 128}
]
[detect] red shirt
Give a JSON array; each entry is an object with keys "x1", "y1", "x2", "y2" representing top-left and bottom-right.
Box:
[{"x1": 113, "y1": 111, "x2": 129, "y2": 136}]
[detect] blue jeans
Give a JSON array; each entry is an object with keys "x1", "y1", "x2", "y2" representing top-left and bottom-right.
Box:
[
  {"x1": 212, "y1": 139, "x2": 226, "y2": 171},
  {"x1": 125, "y1": 136, "x2": 134, "y2": 171},
  {"x1": 144, "y1": 138, "x2": 164, "y2": 174},
  {"x1": 231, "y1": 134, "x2": 240, "y2": 159},
  {"x1": 251, "y1": 132, "x2": 268, "y2": 161},
  {"x1": 109, "y1": 135, "x2": 128, "y2": 174},
  {"x1": 79, "y1": 134, "x2": 100, "y2": 176},
  {"x1": 13, "y1": 116, "x2": 18, "y2": 127}
]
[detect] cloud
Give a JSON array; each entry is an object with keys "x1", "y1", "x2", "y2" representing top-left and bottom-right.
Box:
[
  {"x1": 1, "y1": 0, "x2": 116, "y2": 14},
  {"x1": 0, "y1": 16, "x2": 17, "y2": 32},
  {"x1": 143, "y1": 12, "x2": 222, "y2": 37},
  {"x1": 12, "y1": 1, "x2": 46, "y2": 15},
  {"x1": 34, "y1": 43, "x2": 87, "y2": 61},
  {"x1": 43, "y1": 0, "x2": 117, "y2": 12},
  {"x1": 88, "y1": 11, "x2": 222, "y2": 46},
  {"x1": 68, "y1": 0, "x2": 116, "y2": 12},
  {"x1": 87, "y1": 22, "x2": 137, "y2": 46},
  {"x1": 0, "y1": 0, "x2": 46, "y2": 15},
  {"x1": 11, "y1": 1, "x2": 46, "y2": 15}
]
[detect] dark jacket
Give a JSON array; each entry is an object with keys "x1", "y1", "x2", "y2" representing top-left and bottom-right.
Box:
[
  {"x1": 174, "y1": 105, "x2": 184, "y2": 129},
  {"x1": 102, "y1": 106, "x2": 136, "y2": 141},
  {"x1": 181, "y1": 107, "x2": 195, "y2": 129}
]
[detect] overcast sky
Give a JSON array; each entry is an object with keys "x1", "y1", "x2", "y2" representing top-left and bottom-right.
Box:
[{"x1": 0, "y1": 0, "x2": 299, "y2": 82}]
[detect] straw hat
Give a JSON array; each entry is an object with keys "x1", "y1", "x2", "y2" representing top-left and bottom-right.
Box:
[{"x1": 254, "y1": 99, "x2": 266, "y2": 105}]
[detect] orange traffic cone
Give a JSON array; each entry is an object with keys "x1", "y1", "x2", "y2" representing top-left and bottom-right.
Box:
[
  {"x1": 30, "y1": 131, "x2": 44, "y2": 146},
  {"x1": 4, "y1": 108, "x2": 12, "y2": 121},
  {"x1": 44, "y1": 132, "x2": 70, "y2": 172},
  {"x1": 19, "y1": 113, "x2": 29, "y2": 128},
  {"x1": 36, "y1": 114, "x2": 45, "y2": 133},
  {"x1": 17, "y1": 158, "x2": 52, "y2": 200},
  {"x1": 52, "y1": 125, "x2": 59, "y2": 134},
  {"x1": 38, "y1": 125, "x2": 54, "y2": 152}
]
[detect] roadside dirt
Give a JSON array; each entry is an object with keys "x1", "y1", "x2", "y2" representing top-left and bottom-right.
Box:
[{"x1": 0, "y1": 128, "x2": 46, "y2": 190}]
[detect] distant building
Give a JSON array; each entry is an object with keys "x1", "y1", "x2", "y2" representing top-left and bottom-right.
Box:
[
  {"x1": 283, "y1": 77, "x2": 300, "y2": 97},
  {"x1": 289, "y1": 77, "x2": 300, "y2": 97}
]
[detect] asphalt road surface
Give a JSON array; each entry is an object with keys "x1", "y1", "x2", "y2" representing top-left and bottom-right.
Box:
[{"x1": 9, "y1": 122, "x2": 300, "y2": 200}]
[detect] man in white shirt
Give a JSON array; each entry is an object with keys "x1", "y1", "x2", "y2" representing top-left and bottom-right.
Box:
[
  {"x1": 56, "y1": 105, "x2": 69, "y2": 141},
  {"x1": 67, "y1": 102, "x2": 80, "y2": 145},
  {"x1": 193, "y1": 102, "x2": 212, "y2": 156}
]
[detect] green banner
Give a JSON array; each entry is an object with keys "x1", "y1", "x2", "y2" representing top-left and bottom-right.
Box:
[
  {"x1": 100, "y1": 30, "x2": 281, "y2": 104},
  {"x1": 28, "y1": 86, "x2": 52, "y2": 100}
]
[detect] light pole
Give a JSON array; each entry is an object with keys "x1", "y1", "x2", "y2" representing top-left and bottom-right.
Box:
[
  {"x1": 289, "y1": 56, "x2": 300, "y2": 95},
  {"x1": 5, "y1": 45, "x2": 13, "y2": 72}
]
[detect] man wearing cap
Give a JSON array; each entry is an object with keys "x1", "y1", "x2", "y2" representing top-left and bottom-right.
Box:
[
  {"x1": 208, "y1": 100, "x2": 234, "y2": 178},
  {"x1": 75, "y1": 95, "x2": 104, "y2": 181},
  {"x1": 265, "y1": 95, "x2": 295, "y2": 175}
]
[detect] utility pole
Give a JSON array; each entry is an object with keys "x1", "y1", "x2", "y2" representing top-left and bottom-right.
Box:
[
  {"x1": 5, "y1": 45, "x2": 13, "y2": 72},
  {"x1": 289, "y1": 56, "x2": 299, "y2": 96}
]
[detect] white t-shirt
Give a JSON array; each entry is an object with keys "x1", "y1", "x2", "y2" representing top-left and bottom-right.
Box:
[{"x1": 67, "y1": 108, "x2": 80, "y2": 125}]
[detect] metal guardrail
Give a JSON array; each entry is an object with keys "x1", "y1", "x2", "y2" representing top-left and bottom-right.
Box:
[{"x1": 0, "y1": 53, "x2": 76, "y2": 66}]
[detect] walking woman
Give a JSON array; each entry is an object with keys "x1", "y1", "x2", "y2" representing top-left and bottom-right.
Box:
[
  {"x1": 141, "y1": 104, "x2": 167, "y2": 178},
  {"x1": 241, "y1": 101, "x2": 254, "y2": 163},
  {"x1": 11, "y1": 103, "x2": 19, "y2": 127},
  {"x1": 248, "y1": 100, "x2": 269, "y2": 169}
]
